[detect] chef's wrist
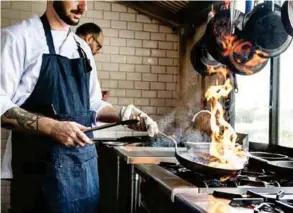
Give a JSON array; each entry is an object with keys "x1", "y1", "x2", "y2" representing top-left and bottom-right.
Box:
[
  {"x1": 39, "y1": 117, "x2": 59, "y2": 136},
  {"x1": 95, "y1": 105, "x2": 121, "y2": 123}
]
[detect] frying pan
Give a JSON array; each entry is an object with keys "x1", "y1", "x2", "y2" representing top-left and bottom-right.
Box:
[
  {"x1": 249, "y1": 152, "x2": 288, "y2": 161},
  {"x1": 248, "y1": 154, "x2": 293, "y2": 178},
  {"x1": 204, "y1": 8, "x2": 267, "y2": 76},
  {"x1": 267, "y1": 160, "x2": 293, "y2": 178},
  {"x1": 281, "y1": 0, "x2": 293, "y2": 37},
  {"x1": 190, "y1": 37, "x2": 223, "y2": 76},
  {"x1": 205, "y1": 9, "x2": 244, "y2": 64},
  {"x1": 159, "y1": 132, "x2": 244, "y2": 177},
  {"x1": 248, "y1": 151, "x2": 288, "y2": 170},
  {"x1": 227, "y1": 41, "x2": 269, "y2": 76},
  {"x1": 242, "y1": 2, "x2": 292, "y2": 58}
]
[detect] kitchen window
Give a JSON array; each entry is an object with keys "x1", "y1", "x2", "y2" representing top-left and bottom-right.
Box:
[
  {"x1": 234, "y1": 62, "x2": 270, "y2": 143},
  {"x1": 279, "y1": 42, "x2": 293, "y2": 148}
]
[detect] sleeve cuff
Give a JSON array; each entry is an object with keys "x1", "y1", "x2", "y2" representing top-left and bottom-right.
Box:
[
  {"x1": 0, "y1": 101, "x2": 18, "y2": 116},
  {"x1": 91, "y1": 100, "x2": 112, "y2": 127}
]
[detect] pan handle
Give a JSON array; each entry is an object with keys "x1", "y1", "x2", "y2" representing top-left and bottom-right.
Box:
[
  {"x1": 192, "y1": 110, "x2": 212, "y2": 122},
  {"x1": 158, "y1": 131, "x2": 178, "y2": 153}
]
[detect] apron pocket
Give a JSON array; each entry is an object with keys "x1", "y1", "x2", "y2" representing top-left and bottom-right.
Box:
[{"x1": 48, "y1": 155, "x2": 99, "y2": 204}]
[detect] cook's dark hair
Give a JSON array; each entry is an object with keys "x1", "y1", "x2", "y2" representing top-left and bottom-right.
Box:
[{"x1": 76, "y1": 23, "x2": 102, "y2": 36}]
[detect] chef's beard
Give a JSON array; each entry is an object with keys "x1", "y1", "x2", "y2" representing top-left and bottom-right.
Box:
[{"x1": 53, "y1": 1, "x2": 82, "y2": 26}]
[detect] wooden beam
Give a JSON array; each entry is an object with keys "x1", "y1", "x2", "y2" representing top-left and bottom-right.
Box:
[{"x1": 120, "y1": 1, "x2": 180, "y2": 28}]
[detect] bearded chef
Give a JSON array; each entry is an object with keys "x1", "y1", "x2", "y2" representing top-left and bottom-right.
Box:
[{"x1": 0, "y1": 1, "x2": 158, "y2": 213}]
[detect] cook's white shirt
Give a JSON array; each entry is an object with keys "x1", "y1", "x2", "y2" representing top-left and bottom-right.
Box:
[{"x1": 1, "y1": 15, "x2": 110, "y2": 179}]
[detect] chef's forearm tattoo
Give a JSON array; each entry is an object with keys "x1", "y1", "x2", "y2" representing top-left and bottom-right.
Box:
[{"x1": 2, "y1": 107, "x2": 42, "y2": 132}]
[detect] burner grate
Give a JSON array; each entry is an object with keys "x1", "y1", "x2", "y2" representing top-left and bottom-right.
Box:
[{"x1": 159, "y1": 162, "x2": 293, "y2": 188}]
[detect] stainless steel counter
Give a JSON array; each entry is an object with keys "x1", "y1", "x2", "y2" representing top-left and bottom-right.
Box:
[{"x1": 113, "y1": 146, "x2": 184, "y2": 164}]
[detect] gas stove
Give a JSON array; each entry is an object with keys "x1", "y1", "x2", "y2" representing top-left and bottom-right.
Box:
[
  {"x1": 133, "y1": 161, "x2": 293, "y2": 213},
  {"x1": 156, "y1": 162, "x2": 293, "y2": 213},
  {"x1": 159, "y1": 162, "x2": 293, "y2": 190}
]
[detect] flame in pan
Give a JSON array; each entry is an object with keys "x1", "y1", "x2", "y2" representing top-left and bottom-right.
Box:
[
  {"x1": 195, "y1": 8, "x2": 271, "y2": 172},
  {"x1": 205, "y1": 70, "x2": 246, "y2": 170},
  {"x1": 205, "y1": 70, "x2": 248, "y2": 170},
  {"x1": 203, "y1": 36, "x2": 257, "y2": 170}
]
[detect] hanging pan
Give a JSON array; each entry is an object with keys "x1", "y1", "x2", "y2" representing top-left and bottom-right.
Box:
[
  {"x1": 204, "y1": 8, "x2": 266, "y2": 76},
  {"x1": 159, "y1": 132, "x2": 244, "y2": 177},
  {"x1": 205, "y1": 9, "x2": 244, "y2": 64},
  {"x1": 242, "y1": 2, "x2": 292, "y2": 58},
  {"x1": 227, "y1": 39, "x2": 269, "y2": 76},
  {"x1": 281, "y1": 0, "x2": 293, "y2": 37},
  {"x1": 190, "y1": 37, "x2": 223, "y2": 76}
]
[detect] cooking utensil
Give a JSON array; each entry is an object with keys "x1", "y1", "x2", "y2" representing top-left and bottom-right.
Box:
[
  {"x1": 281, "y1": 0, "x2": 293, "y2": 37},
  {"x1": 159, "y1": 132, "x2": 244, "y2": 177},
  {"x1": 250, "y1": 152, "x2": 288, "y2": 161},
  {"x1": 248, "y1": 153, "x2": 293, "y2": 178},
  {"x1": 190, "y1": 38, "x2": 223, "y2": 76},
  {"x1": 227, "y1": 42, "x2": 269, "y2": 76},
  {"x1": 204, "y1": 7, "x2": 267, "y2": 76},
  {"x1": 205, "y1": 9, "x2": 244, "y2": 64},
  {"x1": 84, "y1": 119, "x2": 139, "y2": 133},
  {"x1": 267, "y1": 160, "x2": 293, "y2": 178},
  {"x1": 92, "y1": 136, "x2": 150, "y2": 142},
  {"x1": 228, "y1": 1, "x2": 270, "y2": 76},
  {"x1": 242, "y1": 2, "x2": 292, "y2": 58}
]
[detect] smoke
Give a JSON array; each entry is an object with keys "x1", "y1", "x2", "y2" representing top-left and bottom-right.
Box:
[{"x1": 151, "y1": 94, "x2": 212, "y2": 147}]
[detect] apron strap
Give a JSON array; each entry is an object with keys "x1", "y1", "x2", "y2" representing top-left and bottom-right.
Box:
[
  {"x1": 73, "y1": 36, "x2": 92, "y2": 72},
  {"x1": 40, "y1": 14, "x2": 56, "y2": 55},
  {"x1": 40, "y1": 14, "x2": 92, "y2": 72},
  {"x1": 72, "y1": 35, "x2": 87, "y2": 59}
]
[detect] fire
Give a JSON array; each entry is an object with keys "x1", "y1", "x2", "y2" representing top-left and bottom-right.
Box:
[
  {"x1": 218, "y1": 34, "x2": 269, "y2": 75},
  {"x1": 220, "y1": 35, "x2": 238, "y2": 57},
  {"x1": 204, "y1": 67, "x2": 248, "y2": 170},
  {"x1": 229, "y1": 40, "x2": 269, "y2": 75},
  {"x1": 220, "y1": 176, "x2": 230, "y2": 182},
  {"x1": 197, "y1": 9, "x2": 269, "y2": 171},
  {"x1": 207, "y1": 65, "x2": 229, "y2": 77},
  {"x1": 224, "y1": 0, "x2": 230, "y2": 9}
]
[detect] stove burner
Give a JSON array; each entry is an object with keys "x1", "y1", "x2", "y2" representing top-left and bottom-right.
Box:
[
  {"x1": 254, "y1": 203, "x2": 276, "y2": 213},
  {"x1": 159, "y1": 162, "x2": 292, "y2": 189},
  {"x1": 212, "y1": 190, "x2": 293, "y2": 213}
]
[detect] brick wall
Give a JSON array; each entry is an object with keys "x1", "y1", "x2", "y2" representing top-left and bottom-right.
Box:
[{"x1": 1, "y1": 1, "x2": 179, "y2": 212}]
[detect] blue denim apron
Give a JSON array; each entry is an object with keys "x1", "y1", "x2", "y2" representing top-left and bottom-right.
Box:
[{"x1": 11, "y1": 14, "x2": 99, "y2": 213}]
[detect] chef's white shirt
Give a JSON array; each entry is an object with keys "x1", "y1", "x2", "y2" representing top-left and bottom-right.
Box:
[{"x1": 1, "y1": 15, "x2": 110, "y2": 179}]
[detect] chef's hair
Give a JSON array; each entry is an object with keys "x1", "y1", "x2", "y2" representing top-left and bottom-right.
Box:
[{"x1": 76, "y1": 23, "x2": 102, "y2": 36}]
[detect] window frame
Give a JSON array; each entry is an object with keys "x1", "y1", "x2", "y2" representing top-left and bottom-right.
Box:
[
  {"x1": 269, "y1": 57, "x2": 280, "y2": 146},
  {"x1": 252, "y1": 53, "x2": 292, "y2": 149}
]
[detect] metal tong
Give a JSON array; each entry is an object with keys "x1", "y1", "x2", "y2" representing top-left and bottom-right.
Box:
[{"x1": 84, "y1": 119, "x2": 139, "y2": 133}]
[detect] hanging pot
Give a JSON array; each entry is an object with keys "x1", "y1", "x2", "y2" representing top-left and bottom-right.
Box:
[
  {"x1": 281, "y1": 0, "x2": 293, "y2": 37},
  {"x1": 227, "y1": 39, "x2": 269, "y2": 75},
  {"x1": 190, "y1": 37, "x2": 223, "y2": 76},
  {"x1": 242, "y1": 2, "x2": 292, "y2": 58},
  {"x1": 205, "y1": 9, "x2": 244, "y2": 64}
]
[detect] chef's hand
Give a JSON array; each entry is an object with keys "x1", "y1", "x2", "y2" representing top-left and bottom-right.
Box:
[
  {"x1": 49, "y1": 121, "x2": 92, "y2": 147},
  {"x1": 120, "y1": 105, "x2": 159, "y2": 137}
]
